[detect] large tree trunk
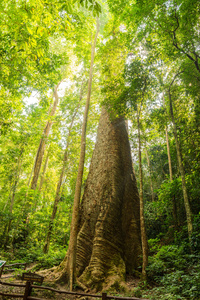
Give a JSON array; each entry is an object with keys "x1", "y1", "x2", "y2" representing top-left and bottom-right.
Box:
[{"x1": 72, "y1": 108, "x2": 141, "y2": 291}]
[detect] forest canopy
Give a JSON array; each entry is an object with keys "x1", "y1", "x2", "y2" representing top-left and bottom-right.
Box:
[{"x1": 0, "y1": 0, "x2": 200, "y2": 299}]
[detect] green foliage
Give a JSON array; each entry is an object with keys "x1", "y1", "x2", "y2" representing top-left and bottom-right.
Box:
[
  {"x1": 159, "y1": 267, "x2": 200, "y2": 300},
  {"x1": 0, "y1": 246, "x2": 66, "y2": 273},
  {"x1": 190, "y1": 214, "x2": 200, "y2": 253},
  {"x1": 145, "y1": 240, "x2": 200, "y2": 300},
  {"x1": 148, "y1": 238, "x2": 161, "y2": 254},
  {"x1": 157, "y1": 178, "x2": 182, "y2": 203},
  {"x1": 174, "y1": 213, "x2": 200, "y2": 254},
  {"x1": 0, "y1": 0, "x2": 200, "y2": 297},
  {"x1": 134, "y1": 287, "x2": 142, "y2": 298},
  {"x1": 31, "y1": 247, "x2": 67, "y2": 270},
  {"x1": 144, "y1": 200, "x2": 172, "y2": 239}
]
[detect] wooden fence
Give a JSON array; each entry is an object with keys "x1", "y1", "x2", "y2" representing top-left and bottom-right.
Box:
[{"x1": 0, "y1": 280, "x2": 149, "y2": 300}]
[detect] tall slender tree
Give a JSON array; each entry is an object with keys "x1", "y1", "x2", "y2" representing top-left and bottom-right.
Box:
[
  {"x1": 136, "y1": 105, "x2": 148, "y2": 281},
  {"x1": 162, "y1": 92, "x2": 178, "y2": 226},
  {"x1": 56, "y1": 18, "x2": 100, "y2": 290},
  {"x1": 167, "y1": 73, "x2": 193, "y2": 239},
  {"x1": 43, "y1": 81, "x2": 86, "y2": 254},
  {"x1": 144, "y1": 143, "x2": 154, "y2": 202},
  {"x1": 31, "y1": 85, "x2": 60, "y2": 190},
  {"x1": 39, "y1": 150, "x2": 50, "y2": 192}
]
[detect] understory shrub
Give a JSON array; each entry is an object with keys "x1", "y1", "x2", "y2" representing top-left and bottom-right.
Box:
[
  {"x1": 33, "y1": 247, "x2": 66, "y2": 270},
  {"x1": 0, "y1": 245, "x2": 67, "y2": 270},
  {"x1": 160, "y1": 265, "x2": 200, "y2": 299},
  {"x1": 146, "y1": 241, "x2": 200, "y2": 300}
]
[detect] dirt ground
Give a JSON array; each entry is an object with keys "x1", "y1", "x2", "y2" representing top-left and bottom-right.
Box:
[
  {"x1": 0, "y1": 272, "x2": 141, "y2": 300},
  {"x1": 0, "y1": 273, "x2": 78, "y2": 300}
]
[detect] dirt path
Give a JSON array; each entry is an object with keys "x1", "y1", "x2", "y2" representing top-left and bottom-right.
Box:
[{"x1": 0, "y1": 265, "x2": 141, "y2": 300}]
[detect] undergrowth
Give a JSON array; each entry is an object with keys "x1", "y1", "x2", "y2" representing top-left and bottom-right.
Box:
[
  {"x1": 0, "y1": 245, "x2": 67, "y2": 270},
  {"x1": 1, "y1": 216, "x2": 200, "y2": 300},
  {"x1": 141, "y1": 220, "x2": 200, "y2": 300}
]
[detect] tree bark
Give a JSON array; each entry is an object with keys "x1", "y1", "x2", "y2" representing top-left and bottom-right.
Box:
[
  {"x1": 163, "y1": 91, "x2": 178, "y2": 226},
  {"x1": 39, "y1": 150, "x2": 49, "y2": 192},
  {"x1": 165, "y1": 127, "x2": 173, "y2": 182},
  {"x1": 4, "y1": 153, "x2": 23, "y2": 248},
  {"x1": 168, "y1": 87, "x2": 193, "y2": 239},
  {"x1": 72, "y1": 108, "x2": 141, "y2": 291},
  {"x1": 25, "y1": 164, "x2": 35, "y2": 198},
  {"x1": 165, "y1": 126, "x2": 178, "y2": 226},
  {"x1": 30, "y1": 85, "x2": 59, "y2": 190},
  {"x1": 57, "y1": 19, "x2": 100, "y2": 290},
  {"x1": 137, "y1": 108, "x2": 148, "y2": 281},
  {"x1": 43, "y1": 82, "x2": 85, "y2": 254},
  {"x1": 145, "y1": 145, "x2": 154, "y2": 202}
]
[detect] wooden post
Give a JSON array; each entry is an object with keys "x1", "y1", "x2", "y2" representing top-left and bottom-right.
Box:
[
  {"x1": 23, "y1": 281, "x2": 32, "y2": 300},
  {"x1": 102, "y1": 292, "x2": 107, "y2": 300}
]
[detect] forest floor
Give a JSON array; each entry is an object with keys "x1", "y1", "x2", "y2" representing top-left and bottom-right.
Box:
[{"x1": 0, "y1": 270, "x2": 144, "y2": 300}]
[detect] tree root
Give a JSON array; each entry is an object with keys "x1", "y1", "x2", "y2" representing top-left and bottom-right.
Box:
[{"x1": 76, "y1": 279, "x2": 89, "y2": 292}]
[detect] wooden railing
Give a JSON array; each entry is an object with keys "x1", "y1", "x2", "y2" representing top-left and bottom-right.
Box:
[{"x1": 0, "y1": 280, "x2": 149, "y2": 300}]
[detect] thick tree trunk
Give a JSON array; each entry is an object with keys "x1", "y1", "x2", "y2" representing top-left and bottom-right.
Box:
[
  {"x1": 57, "y1": 19, "x2": 100, "y2": 290},
  {"x1": 30, "y1": 85, "x2": 59, "y2": 190},
  {"x1": 43, "y1": 83, "x2": 84, "y2": 254},
  {"x1": 73, "y1": 108, "x2": 141, "y2": 291},
  {"x1": 52, "y1": 108, "x2": 141, "y2": 291},
  {"x1": 168, "y1": 89, "x2": 193, "y2": 239},
  {"x1": 137, "y1": 109, "x2": 148, "y2": 281}
]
